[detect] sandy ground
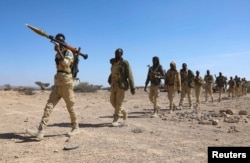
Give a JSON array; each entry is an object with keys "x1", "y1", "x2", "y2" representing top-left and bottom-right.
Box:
[{"x1": 0, "y1": 88, "x2": 249, "y2": 163}]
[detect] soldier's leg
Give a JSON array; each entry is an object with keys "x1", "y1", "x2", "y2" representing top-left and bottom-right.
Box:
[
  {"x1": 218, "y1": 87, "x2": 222, "y2": 102},
  {"x1": 179, "y1": 86, "x2": 186, "y2": 108},
  {"x1": 62, "y1": 84, "x2": 80, "y2": 136},
  {"x1": 208, "y1": 85, "x2": 214, "y2": 102},
  {"x1": 194, "y1": 87, "x2": 199, "y2": 104},
  {"x1": 62, "y1": 85, "x2": 78, "y2": 127},
  {"x1": 27, "y1": 86, "x2": 61, "y2": 140},
  {"x1": 168, "y1": 85, "x2": 175, "y2": 111},
  {"x1": 197, "y1": 87, "x2": 201, "y2": 104},
  {"x1": 228, "y1": 88, "x2": 231, "y2": 97},
  {"x1": 39, "y1": 86, "x2": 61, "y2": 130},
  {"x1": 153, "y1": 85, "x2": 159, "y2": 110},
  {"x1": 110, "y1": 86, "x2": 116, "y2": 109},
  {"x1": 205, "y1": 87, "x2": 208, "y2": 102},
  {"x1": 187, "y1": 87, "x2": 193, "y2": 108},
  {"x1": 149, "y1": 85, "x2": 154, "y2": 105},
  {"x1": 112, "y1": 88, "x2": 125, "y2": 126}
]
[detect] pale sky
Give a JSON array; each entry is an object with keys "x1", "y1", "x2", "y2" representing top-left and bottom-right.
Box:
[{"x1": 1, "y1": 0, "x2": 250, "y2": 87}]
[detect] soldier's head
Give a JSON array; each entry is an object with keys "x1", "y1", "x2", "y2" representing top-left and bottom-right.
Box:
[
  {"x1": 54, "y1": 33, "x2": 66, "y2": 51},
  {"x1": 115, "y1": 48, "x2": 123, "y2": 60},
  {"x1": 55, "y1": 33, "x2": 65, "y2": 42},
  {"x1": 170, "y1": 61, "x2": 176, "y2": 70},
  {"x1": 207, "y1": 70, "x2": 210, "y2": 75},
  {"x1": 230, "y1": 76, "x2": 233, "y2": 80},
  {"x1": 152, "y1": 56, "x2": 159, "y2": 66},
  {"x1": 196, "y1": 70, "x2": 200, "y2": 76},
  {"x1": 219, "y1": 72, "x2": 222, "y2": 76},
  {"x1": 182, "y1": 63, "x2": 187, "y2": 70}
]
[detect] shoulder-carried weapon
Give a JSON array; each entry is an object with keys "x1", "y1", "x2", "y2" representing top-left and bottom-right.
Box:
[{"x1": 26, "y1": 24, "x2": 88, "y2": 59}]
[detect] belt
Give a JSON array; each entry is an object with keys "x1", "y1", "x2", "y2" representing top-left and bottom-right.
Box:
[{"x1": 57, "y1": 70, "x2": 70, "y2": 74}]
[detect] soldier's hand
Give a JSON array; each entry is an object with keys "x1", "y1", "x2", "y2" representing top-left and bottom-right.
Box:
[
  {"x1": 54, "y1": 43, "x2": 60, "y2": 52},
  {"x1": 178, "y1": 90, "x2": 181, "y2": 94},
  {"x1": 131, "y1": 88, "x2": 135, "y2": 95}
]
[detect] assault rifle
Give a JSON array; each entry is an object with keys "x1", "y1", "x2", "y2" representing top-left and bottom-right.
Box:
[{"x1": 26, "y1": 24, "x2": 88, "y2": 59}]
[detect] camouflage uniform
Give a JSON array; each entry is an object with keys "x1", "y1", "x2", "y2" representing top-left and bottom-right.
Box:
[
  {"x1": 194, "y1": 71, "x2": 203, "y2": 107},
  {"x1": 164, "y1": 62, "x2": 181, "y2": 111},
  {"x1": 242, "y1": 78, "x2": 248, "y2": 96},
  {"x1": 144, "y1": 56, "x2": 164, "y2": 116},
  {"x1": 215, "y1": 73, "x2": 226, "y2": 102},
  {"x1": 228, "y1": 77, "x2": 236, "y2": 98},
  {"x1": 178, "y1": 63, "x2": 194, "y2": 109},
  {"x1": 235, "y1": 76, "x2": 241, "y2": 97},
  {"x1": 110, "y1": 58, "x2": 135, "y2": 125},
  {"x1": 204, "y1": 71, "x2": 214, "y2": 102},
  {"x1": 27, "y1": 45, "x2": 79, "y2": 140}
]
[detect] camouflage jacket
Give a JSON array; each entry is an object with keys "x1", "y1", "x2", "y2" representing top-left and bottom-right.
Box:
[
  {"x1": 145, "y1": 65, "x2": 164, "y2": 86},
  {"x1": 110, "y1": 59, "x2": 135, "y2": 90},
  {"x1": 180, "y1": 69, "x2": 195, "y2": 88}
]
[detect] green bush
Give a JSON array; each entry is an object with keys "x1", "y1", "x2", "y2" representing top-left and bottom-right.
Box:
[{"x1": 74, "y1": 82, "x2": 102, "y2": 93}]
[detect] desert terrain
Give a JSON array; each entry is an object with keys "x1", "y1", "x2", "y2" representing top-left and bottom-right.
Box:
[{"x1": 0, "y1": 88, "x2": 249, "y2": 163}]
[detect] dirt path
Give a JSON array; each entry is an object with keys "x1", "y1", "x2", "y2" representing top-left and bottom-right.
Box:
[{"x1": 0, "y1": 89, "x2": 249, "y2": 162}]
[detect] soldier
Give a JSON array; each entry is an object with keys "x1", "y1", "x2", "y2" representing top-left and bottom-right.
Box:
[
  {"x1": 234, "y1": 76, "x2": 240, "y2": 97},
  {"x1": 228, "y1": 76, "x2": 236, "y2": 98},
  {"x1": 164, "y1": 61, "x2": 181, "y2": 113},
  {"x1": 242, "y1": 78, "x2": 248, "y2": 96},
  {"x1": 204, "y1": 70, "x2": 214, "y2": 102},
  {"x1": 178, "y1": 63, "x2": 195, "y2": 109},
  {"x1": 194, "y1": 70, "x2": 203, "y2": 108},
  {"x1": 144, "y1": 56, "x2": 164, "y2": 117},
  {"x1": 26, "y1": 33, "x2": 80, "y2": 140},
  {"x1": 215, "y1": 72, "x2": 226, "y2": 102},
  {"x1": 109, "y1": 48, "x2": 135, "y2": 127}
]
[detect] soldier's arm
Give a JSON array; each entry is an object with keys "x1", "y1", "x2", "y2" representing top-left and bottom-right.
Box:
[
  {"x1": 62, "y1": 50, "x2": 73, "y2": 67},
  {"x1": 124, "y1": 61, "x2": 135, "y2": 90},
  {"x1": 176, "y1": 72, "x2": 181, "y2": 92}
]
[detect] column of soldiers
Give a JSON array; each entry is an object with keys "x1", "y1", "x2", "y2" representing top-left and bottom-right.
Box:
[
  {"x1": 144, "y1": 56, "x2": 249, "y2": 116},
  {"x1": 26, "y1": 44, "x2": 248, "y2": 140}
]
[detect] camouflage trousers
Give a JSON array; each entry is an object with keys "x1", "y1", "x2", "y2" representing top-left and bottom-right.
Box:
[
  {"x1": 179, "y1": 84, "x2": 192, "y2": 107},
  {"x1": 217, "y1": 87, "x2": 224, "y2": 101},
  {"x1": 205, "y1": 83, "x2": 213, "y2": 102},
  {"x1": 167, "y1": 85, "x2": 177, "y2": 109},
  {"x1": 228, "y1": 87, "x2": 235, "y2": 97},
  {"x1": 194, "y1": 85, "x2": 202, "y2": 105},
  {"x1": 110, "y1": 86, "x2": 126, "y2": 118},
  {"x1": 149, "y1": 85, "x2": 159, "y2": 109},
  {"x1": 38, "y1": 84, "x2": 78, "y2": 131}
]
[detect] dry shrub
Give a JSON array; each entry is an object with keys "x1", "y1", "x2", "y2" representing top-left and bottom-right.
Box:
[{"x1": 74, "y1": 82, "x2": 102, "y2": 93}]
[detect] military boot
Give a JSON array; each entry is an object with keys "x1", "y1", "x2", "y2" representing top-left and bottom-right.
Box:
[
  {"x1": 121, "y1": 110, "x2": 128, "y2": 120},
  {"x1": 26, "y1": 129, "x2": 44, "y2": 140},
  {"x1": 67, "y1": 128, "x2": 80, "y2": 137},
  {"x1": 67, "y1": 123, "x2": 80, "y2": 137},
  {"x1": 151, "y1": 107, "x2": 158, "y2": 118},
  {"x1": 111, "y1": 116, "x2": 119, "y2": 127}
]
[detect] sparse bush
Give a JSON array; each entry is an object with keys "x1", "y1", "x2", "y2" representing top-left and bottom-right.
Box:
[
  {"x1": 4, "y1": 84, "x2": 11, "y2": 91},
  {"x1": 74, "y1": 82, "x2": 102, "y2": 93},
  {"x1": 24, "y1": 88, "x2": 36, "y2": 95}
]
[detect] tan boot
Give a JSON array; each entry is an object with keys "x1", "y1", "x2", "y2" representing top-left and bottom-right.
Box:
[
  {"x1": 151, "y1": 107, "x2": 158, "y2": 118},
  {"x1": 26, "y1": 129, "x2": 44, "y2": 140},
  {"x1": 67, "y1": 128, "x2": 80, "y2": 137},
  {"x1": 111, "y1": 116, "x2": 119, "y2": 127},
  {"x1": 121, "y1": 110, "x2": 128, "y2": 120}
]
